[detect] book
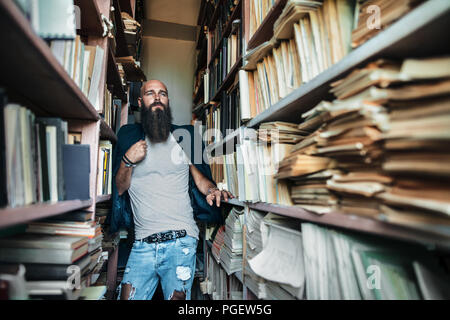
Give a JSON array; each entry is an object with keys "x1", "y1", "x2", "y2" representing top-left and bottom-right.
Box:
[
  {"x1": 0, "y1": 243, "x2": 88, "y2": 264},
  {"x1": 62, "y1": 144, "x2": 90, "y2": 200},
  {"x1": 0, "y1": 89, "x2": 7, "y2": 207},
  {"x1": 22, "y1": 254, "x2": 91, "y2": 282},
  {"x1": 37, "y1": 117, "x2": 68, "y2": 201},
  {"x1": 30, "y1": 0, "x2": 77, "y2": 40},
  {"x1": 0, "y1": 233, "x2": 87, "y2": 250}
]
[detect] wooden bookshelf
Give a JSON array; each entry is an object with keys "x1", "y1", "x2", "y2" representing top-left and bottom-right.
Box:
[
  {"x1": 74, "y1": 0, "x2": 104, "y2": 37},
  {"x1": 107, "y1": 46, "x2": 127, "y2": 102},
  {"x1": 248, "y1": 202, "x2": 450, "y2": 251},
  {"x1": 0, "y1": 0, "x2": 100, "y2": 121},
  {"x1": 119, "y1": 0, "x2": 136, "y2": 18},
  {"x1": 113, "y1": 0, "x2": 131, "y2": 58},
  {"x1": 246, "y1": 0, "x2": 287, "y2": 50},
  {"x1": 0, "y1": 199, "x2": 93, "y2": 229},
  {"x1": 208, "y1": 0, "x2": 242, "y2": 67},
  {"x1": 246, "y1": 0, "x2": 450, "y2": 128},
  {"x1": 208, "y1": 0, "x2": 225, "y2": 30},
  {"x1": 211, "y1": 56, "x2": 243, "y2": 102}
]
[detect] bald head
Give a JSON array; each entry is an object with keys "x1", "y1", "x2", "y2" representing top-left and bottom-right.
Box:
[{"x1": 140, "y1": 79, "x2": 168, "y2": 98}]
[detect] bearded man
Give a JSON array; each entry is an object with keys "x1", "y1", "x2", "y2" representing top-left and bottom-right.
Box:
[{"x1": 110, "y1": 80, "x2": 233, "y2": 300}]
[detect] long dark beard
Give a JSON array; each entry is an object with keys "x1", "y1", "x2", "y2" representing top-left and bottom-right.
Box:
[{"x1": 141, "y1": 102, "x2": 173, "y2": 143}]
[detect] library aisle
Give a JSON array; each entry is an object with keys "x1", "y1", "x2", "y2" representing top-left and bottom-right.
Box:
[{"x1": 0, "y1": 0, "x2": 449, "y2": 302}]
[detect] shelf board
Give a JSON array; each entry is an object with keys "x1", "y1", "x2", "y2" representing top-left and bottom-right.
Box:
[
  {"x1": 246, "y1": 0, "x2": 287, "y2": 50},
  {"x1": 206, "y1": 126, "x2": 241, "y2": 156},
  {"x1": 208, "y1": 0, "x2": 242, "y2": 68},
  {"x1": 192, "y1": 102, "x2": 207, "y2": 115},
  {"x1": 100, "y1": 118, "x2": 118, "y2": 143},
  {"x1": 223, "y1": 198, "x2": 245, "y2": 207},
  {"x1": 246, "y1": 0, "x2": 450, "y2": 128},
  {"x1": 211, "y1": 56, "x2": 242, "y2": 102},
  {"x1": 0, "y1": 199, "x2": 93, "y2": 229},
  {"x1": 246, "y1": 202, "x2": 450, "y2": 250},
  {"x1": 0, "y1": 0, "x2": 100, "y2": 121},
  {"x1": 96, "y1": 194, "x2": 112, "y2": 204},
  {"x1": 73, "y1": 0, "x2": 104, "y2": 36},
  {"x1": 116, "y1": 56, "x2": 146, "y2": 82},
  {"x1": 106, "y1": 46, "x2": 127, "y2": 101}
]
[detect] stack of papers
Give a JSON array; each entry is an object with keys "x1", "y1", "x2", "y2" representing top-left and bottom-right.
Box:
[{"x1": 220, "y1": 207, "x2": 245, "y2": 275}]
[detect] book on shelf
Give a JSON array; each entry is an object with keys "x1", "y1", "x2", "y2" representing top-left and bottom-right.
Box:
[
  {"x1": 2, "y1": 104, "x2": 71, "y2": 207},
  {"x1": 0, "y1": 242, "x2": 88, "y2": 265},
  {"x1": 0, "y1": 89, "x2": 7, "y2": 207},
  {"x1": 50, "y1": 39, "x2": 105, "y2": 110},
  {"x1": 25, "y1": 219, "x2": 101, "y2": 239},
  {"x1": 208, "y1": 17, "x2": 242, "y2": 101},
  {"x1": 62, "y1": 144, "x2": 91, "y2": 201},
  {"x1": 15, "y1": 0, "x2": 78, "y2": 40},
  {"x1": 97, "y1": 140, "x2": 113, "y2": 196}
]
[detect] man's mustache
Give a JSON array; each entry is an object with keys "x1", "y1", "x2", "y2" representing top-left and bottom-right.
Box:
[{"x1": 150, "y1": 101, "x2": 166, "y2": 108}]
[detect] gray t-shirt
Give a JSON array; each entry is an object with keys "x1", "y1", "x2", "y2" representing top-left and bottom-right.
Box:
[{"x1": 128, "y1": 133, "x2": 199, "y2": 240}]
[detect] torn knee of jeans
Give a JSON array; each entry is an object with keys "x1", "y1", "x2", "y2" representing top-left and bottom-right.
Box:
[
  {"x1": 170, "y1": 289, "x2": 186, "y2": 300},
  {"x1": 176, "y1": 266, "x2": 192, "y2": 281},
  {"x1": 120, "y1": 282, "x2": 136, "y2": 300}
]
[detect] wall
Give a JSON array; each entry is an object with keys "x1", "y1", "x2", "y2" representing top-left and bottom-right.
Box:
[{"x1": 141, "y1": 36, "x2": 196, "y2": 125}]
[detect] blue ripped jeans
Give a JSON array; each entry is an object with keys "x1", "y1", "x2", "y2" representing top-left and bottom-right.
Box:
[{"x1": 118, "y1": 235, "x2": 197, "y2": 300}]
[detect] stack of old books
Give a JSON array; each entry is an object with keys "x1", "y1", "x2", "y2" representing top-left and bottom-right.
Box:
[
  {"x1": 352, "y1": 0, "x2": 425, "y2": 48},
  {"x1": 276, "y1": 55, "x2": 450, "y2": 236}
]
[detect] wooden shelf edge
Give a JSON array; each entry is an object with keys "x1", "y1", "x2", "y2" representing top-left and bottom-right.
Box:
[
  {"x1": 96, "y1": 194, "x2": 112, "y2": 203},
  {"x1": 245, "y1": 0, "x2": 450, "y2": 128},
  {"x1": 207, "y1": 126, "x2": 241, "y2": 155},
  {"x1": 100, "y1": 119, "x2": 118, "y2": 143},
  {"x1": 0, "y1": 199, "x2": 93, "y2": 229},
  {"x1": 73, "y1": 0, "x2": 104, "y2": 37},
  {"x1": 247, "y1": 202, "x2": 450, "y2": 250}
]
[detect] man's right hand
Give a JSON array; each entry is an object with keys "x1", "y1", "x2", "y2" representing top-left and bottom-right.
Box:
[{"x1": 125, "y1": 140, "x2": 147, "y2": 164}]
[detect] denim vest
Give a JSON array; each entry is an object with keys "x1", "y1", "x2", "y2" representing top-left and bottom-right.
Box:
[{"x1": 108, "y1": 124, "x2": 223, "y2": 234}]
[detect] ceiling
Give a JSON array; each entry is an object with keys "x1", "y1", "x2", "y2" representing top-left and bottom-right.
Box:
[{"x1": 145, "y1": 0, "x2": 201, "y2": 26}]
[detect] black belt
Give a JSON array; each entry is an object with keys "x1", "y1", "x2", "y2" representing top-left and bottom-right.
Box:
[{"x1": 140, "y1": 230, "x2": 187, "y2": 243}]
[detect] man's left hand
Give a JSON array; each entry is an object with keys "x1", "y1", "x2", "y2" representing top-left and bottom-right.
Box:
[{"x1": 206, "y1": 188, "x2": 234, "y2": 207}]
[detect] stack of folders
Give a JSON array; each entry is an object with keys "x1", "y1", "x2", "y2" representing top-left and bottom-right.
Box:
[
  {"x1": 235, "y1": 126, "x2": 294, "y2": 205},
  {"x1": 0, "y1": 233, "x2": 90, "y2": 300},
  {"x1": 248, "y1": 213, "x2": 305, "y2": 300},
  {"x1": 329, "y1": 56, "x2": 450, "y2": 232},
  {"x1": 220, "y1": 207, "x2": 245, "y2": 275},
  {"x1": 351, "y1": 0, "x2": 425, "y2": 48},
  {"x1": 302, "y1": 223, "x2": 450, "y2": 299},
  {"x1": 276, "y1": 56, "x2": 450, "y2": 234},
  {"x1": 243, "y1": 209, "x2": 267, "y2": 298}
]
